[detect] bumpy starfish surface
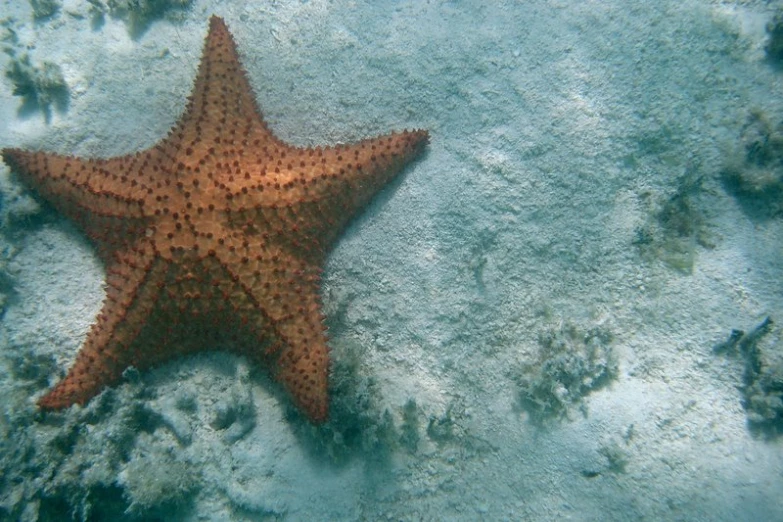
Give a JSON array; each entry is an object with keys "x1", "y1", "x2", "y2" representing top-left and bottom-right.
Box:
[{"x1": 2, "y1": 16, "x2": 428, "y2": 423}]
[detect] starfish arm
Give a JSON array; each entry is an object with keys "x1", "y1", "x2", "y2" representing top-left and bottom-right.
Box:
[
  {"x1": 170, "y1": 16, "x2": 283, "y2": 157},
  {"x1": 273, "y1": 326, "x2": 329, "y2": 423},
  {"x1": 263, "y1": 287, "x2": 329, "y2": 423},
  {"x1": 2, "y1": 148, "x2": 156, "y2": 260},
  {"x1": 318, "y1": 130, "x2": 430, "y2": 214},
  {"x1": 228, "y1": 130, "x2": 429, "y2": 244},
  {"x1": 2, "y1": 149, "x2": 148, "y2": 220},
  {"x1": 217, "y1": 245, "x2": 329, "y2": 422},
  {"x1": 38, "y1": 245, "x2": 165, "y2": 409}
]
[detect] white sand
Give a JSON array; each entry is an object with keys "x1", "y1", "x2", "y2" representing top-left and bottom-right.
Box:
[{"x1": 1, "y1": 1, "x2": 782, "y2": 520}]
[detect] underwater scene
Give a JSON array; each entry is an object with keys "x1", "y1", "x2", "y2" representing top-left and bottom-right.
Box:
[{"x1": 0, "y1": 1, "x2": 782, "y2": 520}]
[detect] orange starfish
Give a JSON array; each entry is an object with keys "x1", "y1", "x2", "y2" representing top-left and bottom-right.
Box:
[{"x1": 2, "y1": 16, "x2": 428, "y2": 423}]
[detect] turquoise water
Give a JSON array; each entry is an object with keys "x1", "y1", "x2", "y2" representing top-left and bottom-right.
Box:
[{"x1": 0, "y1": 1, "x2": 782, "y2": 520}]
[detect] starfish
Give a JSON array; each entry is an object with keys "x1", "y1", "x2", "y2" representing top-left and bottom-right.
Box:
[{"x1": 2, "y1": 16, "x2": 428, "y2": 423}]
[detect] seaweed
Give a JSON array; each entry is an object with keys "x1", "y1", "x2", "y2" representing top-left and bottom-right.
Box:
[
  {"x1": 88, "y1": 0, "x2": 194, "y2": 38},
  {"x1": 2, "y1": 19, "x2": 68, "y2": 120},
  {"x1": 30, "y1": 0, "x2": 61, "y2": 20},
  {"x1": 516, "y1": 320, "x2": 618, "y2": 424},
  {"x1": 118, "y1": 440, "x2": 201, "y2": 516},
  {"x1": 714, "y1": 317, "x2": 783, "y2": 437},
  {"x1": 766, "y1": 9, "x2": 783, "y2": 65},
  {"x1": 0, "y1": 390, "x2": 191, "y2": 521},
  {"x1": 3, "y1": 52, "x2": 69, "y2": 122},
  {"x1": 633, "y1": 172, "x2": 714, "y2": 274},
  {"x1": 208, "y1": 384, "x2": 256, "y2": 445},
  {"x1": 399, "y1": 398, "x2": 421, "y2": 453},
  {"x1": 721, "y1": 110, "x2": 783, "y2": 219},
  {"x1": 291, "y1": 337, "x2": 400, "y2": 465}
]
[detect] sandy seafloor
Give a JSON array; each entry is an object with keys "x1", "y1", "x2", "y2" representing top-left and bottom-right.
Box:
[{"x1": 1, "y1": 0, "x2": 782, "y2": 520}]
